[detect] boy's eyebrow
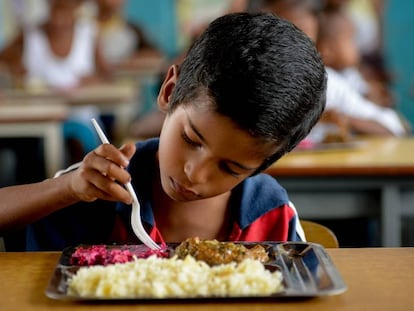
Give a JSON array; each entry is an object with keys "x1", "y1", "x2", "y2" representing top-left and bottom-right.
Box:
[{"x1": 187, "y1": 114, "x2": 259, "y2": 172}]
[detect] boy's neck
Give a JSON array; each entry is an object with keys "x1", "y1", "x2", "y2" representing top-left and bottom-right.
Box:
[{"x1": 151, "y1": 177, "x2": 232, "y2": 242}]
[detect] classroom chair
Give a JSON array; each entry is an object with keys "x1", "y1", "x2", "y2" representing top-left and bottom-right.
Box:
[{"x1": 300, "y1": 220, "x2": 339, "y2": 248}]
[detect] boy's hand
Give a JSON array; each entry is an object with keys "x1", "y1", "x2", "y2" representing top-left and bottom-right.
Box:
[{"x1": 68, "y1": 143, "x2": 136, "y2": 204}]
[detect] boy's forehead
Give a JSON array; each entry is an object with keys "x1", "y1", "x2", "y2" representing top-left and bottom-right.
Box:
[
  {"x1": 181, "y1": 105, "x2": 281, "y2": 158},
  {"x1": 180, "y1": 92, "x2": 216, "y2": 112},
  {"x1": 178, "y1": 92, "x2": 283, "y2": 155}
]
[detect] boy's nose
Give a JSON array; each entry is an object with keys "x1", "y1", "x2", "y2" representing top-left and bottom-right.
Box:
[{"x1": 184, "y1": 157, "x2": 211, "y2": 184}]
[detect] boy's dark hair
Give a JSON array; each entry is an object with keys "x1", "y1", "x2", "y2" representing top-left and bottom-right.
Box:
[{"x1": 169, "y1": 13, "x2": 327, "y2": 171}]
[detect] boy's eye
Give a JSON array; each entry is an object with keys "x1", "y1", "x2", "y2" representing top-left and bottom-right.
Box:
[
  {"x1": 181, "y1": 131, "x2": 242, "y2": 178},
  {"x1": 181, "y1": 132, "x2": 201, "y2": 148},
  {"x1": 219, "y1": 162, "x2": 241, "y2": 178}
]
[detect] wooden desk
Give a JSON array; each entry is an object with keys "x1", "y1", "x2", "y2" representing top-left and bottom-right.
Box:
[
  {"x1": 0, "y1": 248, "x2": 412, "y2": 310},
  {"x1": 265, "y1": 137, "x2": 414, "y2": 247},
  {"x1": 3, "y1": 81, "x2": 138, "y2": 106},
  {"x1": 66, "y1": 82, "x2": 140, "y2": 143},
  {"x1": 3, "y1": 81, "x2": 140, "y2": 144},
  {"x1": 114, "y1": 54, "x2": 166, "y2": 80},
  {"x1": 0, "y1": 97, "x2": 69, "y2": 178}
]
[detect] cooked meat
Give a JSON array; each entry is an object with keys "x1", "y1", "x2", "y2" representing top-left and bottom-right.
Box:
[{"x1": 174, "y1": 237, "x2": 269, "y2": 266}]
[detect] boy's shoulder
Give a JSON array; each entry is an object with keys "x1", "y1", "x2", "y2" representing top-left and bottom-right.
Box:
[
  {"x1": 135, "y1": 137, "x2": 160, "y2": 152},
  {"x1": 129, "y1": 137, "x2": 159, "y2": 172},
  {"x1": 131, "y1": 137, "x2": 159, "y2": 159},
  {"x1": 234, "y1": 173, "x2": 290, "y2": 228},
  {"x1": 241, "y1": 173, "x2": 289, "y2": 206}
]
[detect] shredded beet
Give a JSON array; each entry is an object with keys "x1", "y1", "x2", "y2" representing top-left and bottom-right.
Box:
[{"x1": 70, "y1": 244, "x2": 169, "y2": 266}]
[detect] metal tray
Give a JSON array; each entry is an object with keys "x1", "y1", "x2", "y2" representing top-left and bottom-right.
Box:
[{"x1": 45, "y1": 242, "x2": 347, "y2": 301}]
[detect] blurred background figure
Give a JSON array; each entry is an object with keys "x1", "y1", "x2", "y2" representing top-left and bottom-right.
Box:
[
  {"x1": 226, "y1": 0, "x2": 264, "y2": 13},
  {"x1": 318, "y1": 0, "x2": 394, "y2": 110},
  {"x1": 261, "y1": 0, "x2": 408, "y2": 143},
  {"x1": 95, "y1": 0, "x2": 162, "y2": 70},
  {"x1": 261, "y1": 0, "x2": 320, "y2": 41},
  {"x1": 0, "y1": 0, "x2": 111, "y2": 91},
  {"x1": 317, "y1": 0, "x2": 410, "y2": 135},
  {"x1": 0, "y1": 0, "x2": 49, "y2": 92},
  {"x1": 0, "y1": 0, "x2": 112, "y2": 165}
]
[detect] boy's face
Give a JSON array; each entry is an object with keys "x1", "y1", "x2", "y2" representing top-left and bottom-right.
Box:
[{"x1": 157, "y1": 104, "x2": 277, "y2": 202}]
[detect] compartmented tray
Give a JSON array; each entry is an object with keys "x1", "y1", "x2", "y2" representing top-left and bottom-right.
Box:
[{"x1": 45, "y1": 242, "x2": 347, "y2": 300}]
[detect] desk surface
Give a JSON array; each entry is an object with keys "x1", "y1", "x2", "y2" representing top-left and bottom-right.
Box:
[
  {"x1": 1, "y1": 81, "x2": 140, "y2": 145},
  {"x1": 3, "y1": 81, "x2": 138, "y2": 107},
  {"x1": 266, "y1": 137, "x2": 414, "y2": 177},
  {"x1": 0, "y1": 248, "x2": 413, "y2": 310},
  {"x1": 0, "y1": 97, "x2": 69, "y2": 123}
]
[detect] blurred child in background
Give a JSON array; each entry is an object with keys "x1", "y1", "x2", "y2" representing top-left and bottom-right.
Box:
[
  {"x1": 95, "y1": 0, "x2": 162, "y2": 70},
  {"x1": 317, "y1": 4, "x2": 394, "y2": 109},
  {"x1": 0, "y1": 0, "x2": 112, "y2": 163},
  {"x1": 261, "y1": 0, "x2": 408, "y2": 143}
]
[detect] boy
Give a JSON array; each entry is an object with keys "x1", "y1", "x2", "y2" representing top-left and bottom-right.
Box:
[{"x1": 0, "y1": 13, "x2": 327, "y2": 250}]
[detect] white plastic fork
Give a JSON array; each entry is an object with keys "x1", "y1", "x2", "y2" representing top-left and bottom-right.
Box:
[{"x1": 91, "y1": 118, "x2": 161, "y2": 250}]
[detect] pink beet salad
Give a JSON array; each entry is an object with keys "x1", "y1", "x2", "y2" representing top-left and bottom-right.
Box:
[{"x1": 70, "y1": 244, "x2": 168, "y2": 266}]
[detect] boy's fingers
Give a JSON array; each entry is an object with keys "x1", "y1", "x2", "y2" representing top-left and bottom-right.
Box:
[
  {"x1": 73, "y1": 143, "x2": 136, "y2": 203},
  {"x1": 97, "y1": 157, "x2": 131, "y2": 184},
  {"x1": 83, "y1": 151, "x2": 131, "y2": 184},
  {"x1": 75, "y1": 169, "x2": 132, "y2": 204},
  {"x1": 119, "y1": 143, "x2": 136, "y2": 160},
  {"x1": 94, "y1": 144, "x2": 130, "y2": 168},
  {"x1": 90, "y1": 173, "x2": 132, "y2": 203}
]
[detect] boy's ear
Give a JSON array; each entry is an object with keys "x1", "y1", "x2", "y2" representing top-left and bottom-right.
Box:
[{"x1": 157, "y1": 65, "x2": 179, "y2": 112}]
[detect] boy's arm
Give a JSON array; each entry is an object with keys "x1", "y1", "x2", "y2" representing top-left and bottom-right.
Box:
[
  {"x1": 0, "y1": 174, "x2": 79, "y2": 233},
  {"x1": 0, "y1": 143, "x2": 136, "y2": 234}
]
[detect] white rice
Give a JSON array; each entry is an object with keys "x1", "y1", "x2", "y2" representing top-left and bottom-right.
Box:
[{"x1": 67, "y1": 255, "x2": 284, "y2": 298}]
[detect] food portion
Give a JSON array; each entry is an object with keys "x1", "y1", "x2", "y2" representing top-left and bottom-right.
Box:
[
  {"x1": 66, "y1": 238, "x2": 283, "y2": 299},
  {"x1": 67, "y1": 255, "x2": 283, "y2": 298},
  {"x1": 70, "y1": 244, "x2": 168, "y2": 266},
  {"x1": 69, "y1": 238, "x2": 269, "y2": 267},
  {"x1": 174, "y1": 237, "x2": 270, "y2": 266}
]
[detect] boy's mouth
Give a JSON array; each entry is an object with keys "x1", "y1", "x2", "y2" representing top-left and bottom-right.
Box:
[{"x1": 170, "y1": 177, "x2": 199, "y2": 201}]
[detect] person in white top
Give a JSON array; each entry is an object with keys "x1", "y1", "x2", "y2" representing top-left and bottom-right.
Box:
[
  {"x1": 0, "y1": 0, "x2": 112, "y2": 164},
  {"x1": 23, "y1": 16, "x2": 96, "y2": 90},
  {"x1": 307, "y1": 66, "x2": 407, "y2": 143},
  {"x1": 316, "y1": 5, "x2": 395, "y2": 108},
  {"x1": 260, "y1": 0, "x2": 408, "y2": 142}
]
